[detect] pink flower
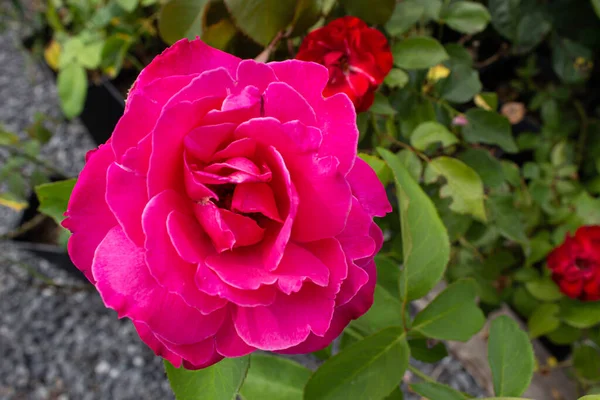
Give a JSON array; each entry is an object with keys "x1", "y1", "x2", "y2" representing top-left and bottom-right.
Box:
[{"x1": 62, "y1": 39, "x2": 391, "y2": 369}]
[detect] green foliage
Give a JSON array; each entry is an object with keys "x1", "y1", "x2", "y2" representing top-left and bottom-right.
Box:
[
  {"x1": 164, "y1": 357, "x2": 249, "y2": 400},
  {"x1": 34, "y1": 179, "x2": 77, "y2": 224},
  {"x1": 304, "y1": 327, "x2": 409, "y2": 400},
  {"x1": 339, "y1": 0, "x2": 395, "y2": 25},
  {"x1": 488, "y1": 316, "x2": 535, "y2": 397},
  {"x1": 410, "y1": 381, "x2": 467, "y2": 400},
  {"x1": 378, "y1": 148, "x2": 450, "y2": 302},
  {"x1": 392, "y1": 37, "x2": 449, "y2": 70},
  {"x1": 239, "y1": 354, "x2": 310, "y2": 400},
  {"x1": 412, "y1": 280, "x2": 485, "y2": 341}
]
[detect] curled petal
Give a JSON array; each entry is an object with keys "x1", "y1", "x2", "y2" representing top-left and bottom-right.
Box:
[{"x1": 143, "y1": 190, "x2": 227, "y2": 314}]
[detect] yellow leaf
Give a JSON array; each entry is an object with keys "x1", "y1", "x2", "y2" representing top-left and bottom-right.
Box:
[
  {"x1": 474, "y1": 94, "x2": 492, "y2": 111},
  {"x1": 44, "y1": 40, "x2": 61, "y2": 71},
  {"x1": 0, "y1": 194, "x2": 28, "y2": 211},
  {"x1": 546, "y1": 356, "x2": 558, "y2": 368},
  {"x1": 426, "y1": 64, "x2": 450, "y2": 83}
]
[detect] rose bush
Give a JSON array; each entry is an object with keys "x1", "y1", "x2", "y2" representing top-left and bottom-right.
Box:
[
  {"x1": 62, "y1": 38, "x2": 391, "y2": 369},
  {"x1": 548, "y1": 226, "x2": 600, "y2": 301},
  {"x1": 295, "y1": 16, "x2": 393, "y2": 112}
]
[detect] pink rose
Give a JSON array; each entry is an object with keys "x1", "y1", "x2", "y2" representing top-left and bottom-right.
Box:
[{"x1": 63, "y1": 39, "x2": 391, "y2": 369}]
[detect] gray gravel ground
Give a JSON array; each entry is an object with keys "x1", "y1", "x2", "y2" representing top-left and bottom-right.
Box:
[{"x1": 0, "y1": 4, "x2": 486, "y2": 399}]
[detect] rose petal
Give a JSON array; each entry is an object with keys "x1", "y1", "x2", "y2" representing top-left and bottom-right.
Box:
[
  {"x1": 346, "y1": 157, "x2": 392, "y2": 217},
  {"x1": 233, "y1": 283, "x2": 334, "y2": 350},
  {"x1": 235, "y1": 59, "x2": 278, "y2": 93},
  {"x1": 143, "y1": 190, "x2": 227, "y2": 314},
  {"x1": 193, "y1": 202, "x2": 236, "y2": 253},
  {"x1": 316, "y1": 93, "x2": 358, "y2": 175},
  {"x1": 184, "y1": 123, "x2": 236, "y2": 164},
  {"x1": 196, "y1": 264, "x2": 277, "y2": 307},
  {"x1": 131, "y1": 38, "x2": 240, "y2": 96},
  {"x1": 63, "y1": 143, "x2": 117, "y2": 281},
  {"x1": 148, "y1": 96, "x2": 223, "y2": 197},
  {"x1": 337, "y1": 197, "x2": 376, "y2": 261},
  {"x1": 221, "y1": 209, "x2": 265, "y2": 248},
  {"x1": 212, "y1": 138, "x2": 257, "y2": 161},
  {"x1": 111, "y1": 93, "x2": 161, "y2": 162},
  {"x1": 92, "y1": 226, "x2": 227, "y2": 344},
  {"x1": 133, "y1": 320, "x2": 182, "y2": 368},
  {"x1": 106, "y1": 163, "x2": 148, "y2": 246},
  {"x1": 215, "y1": 314, "x2": 256, "y2": 358},
  {"x1": 268, "y1": 60, "x2": 330, "y2": 106},
  {"x1": 290, "y1": 155, "x2": 352, "y2": 242},
  {"x1": 275, "y1": 243, "x2": 330, "y2": 295},
  {"x1": 231, "y1": 182, "x2": 282, "y2": 222},
  {"x1": 167, "y1": 210, "x2": 214, "y2": 264},
  {"x1": 263, "y1": 81, "x2": 317, "y2": 126}
]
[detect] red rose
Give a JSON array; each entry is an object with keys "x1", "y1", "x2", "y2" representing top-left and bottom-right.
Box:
[
  {"x1": 547, "y1": 226, "x2": 600, "y2": 301},
  {"x1": 296, "y1": 16, "x2": 393, "y2": 112}
]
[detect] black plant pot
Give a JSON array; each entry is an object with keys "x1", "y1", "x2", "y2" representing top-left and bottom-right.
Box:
[
  {"x1": 11, "y1": 186, "x2": 88, "y2": 282},
  {"x1": 79, "y1": 79, "x2": 125, "y2": 145}
]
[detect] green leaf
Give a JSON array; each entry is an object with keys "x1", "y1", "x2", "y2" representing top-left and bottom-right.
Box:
[
  {"x1": 410, "y1": 122, "x2": 458, "y2": 151},
  {"x1": 462, "y1": 109, "x2": 518, "y2": 153},
  {"x1": 116, "y1": 0, "x2": 138, "y2": 12},
  {"x1": 528, "y1": 303, "x2": 560, "y2": 338},
  {"x1": 239, "y1": 354, "x2": 310, "y2": 400},
  {"x1": 412, "y1": 279, "x2": 485, "y2": 341},
  {"x1": 77, "y1": 40, "x2": 105, "y2": 69},
  {"x1": 396, "y1": 149, "x2": 422, "y2": 181},
  {"x1": 547, "y1": 323, "x2": 581, "y2": 345},
  {"x1": 370, "y1": 93, "x2": 397, "y2": 115},
  {"x1": 385, "y1": 2, "x2": 424, "y2": 36},
  {"x1": 384, "y1": 69, "x2": 410, "y2": 89},
  {"x1": 438, "y1": 63, "x2": 482, "y2": 104},
  {"x1": 0, "y1": 129, "x2": 19, "y2": 145},
  {"x1": 593, "y1": 0, "x2": 600, "y2": 18},
  {"x1": 458, "y1": 148, "x2": 504, "y2": 188},
  {"x1": 304, "y1": 327, "x2": 409, "y2": 400},
  {"x1": 57, "y1": 63, "x2": 87, "y2": 119},
  {"x1": 101, "y1": 35, "x2": 131, "y2": 78},
  {"x1": 225, "y1": 0, "x2": 296, "y2": 46},
  {"x1": 289, "y1": 0, "x2": 322, "y2": 36},
  {"x1": 488, "y1": 194, "x2": 528, "y2": 245},
  {"x1": 384, "y1": 387, "x2": 404, "y2": 400},
  {"x1": 488, "y1": 316, "x2": 535, "y2": 397},
  {"x1": 203, "y1": 18, "x2": 238, "y2": 50},
  {"x1": 158, "y1": 0, "x2": 211, "y2": 44},
  {"x1": 561, "y1": 299, "x2": 600, "y2": 328},
  {"x1": 488, "y1": 0, "x2": 550, "y2": 53},
  {"x1": 410, "y1": 381, "x2": 467, "y2": 400},
  {"x1": 552, "y1": 37, "x2": 593, "y2": 84},
  {"x1": 392, "y1": 37, "x2": 449, "y2": 70},
  {"x1": 426, "y1": 157, "x2": 486, "y2": 222},
  {"x1": 358, "y1": 153, "x2": 392, "y2": 186},
  {"x1": 34, "y1": 179, "x2": 77, "y2": 224},
  {"x1": 574, "y1": 345, "x2": 600, "y2": 382},
  {"x1": 378, "y1": 148, "x2": 450, "y2": 302},
  {"x1": 408, "y1": 339, "x2": 448, "y2": 363},
  {"x1": 442, "y1": 1, "x2": 490, "y2": 34},
  {"x1": 164, "y1": 357, "x2": 249, "y2": 400},
  {"x1": 525, "y1": 278, "x2": 562, "y2": 302},
  {"x1": 340, "y1": 0, "x2": 395, "y2": 25},
  {"x1": 351, "y1": 256, "x2": 403, "y2": 335}
]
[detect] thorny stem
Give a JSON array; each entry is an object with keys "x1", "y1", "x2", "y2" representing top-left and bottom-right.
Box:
[{"x1": 0, "y1": 144, "x2": 68, "y2": 179}]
